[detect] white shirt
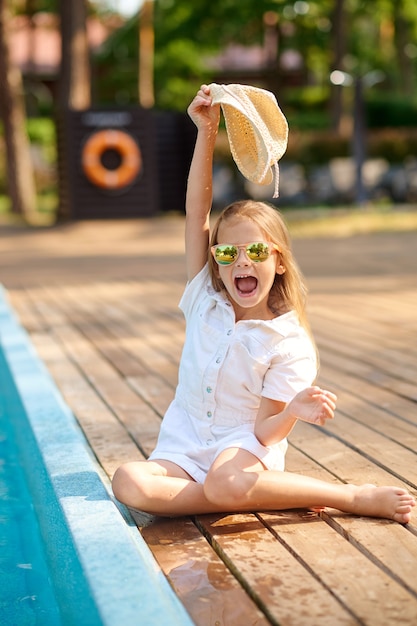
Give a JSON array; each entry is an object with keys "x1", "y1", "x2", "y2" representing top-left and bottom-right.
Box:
[{"x1": 149, "y1": 264, "x2": 317, "y2": 483}]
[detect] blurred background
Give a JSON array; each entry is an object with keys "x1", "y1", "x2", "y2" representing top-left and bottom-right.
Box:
[{"x1": 1, "y1": 0, "x2": 417, "y2": 222}]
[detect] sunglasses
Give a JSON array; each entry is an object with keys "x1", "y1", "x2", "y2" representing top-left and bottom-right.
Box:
[{"x1": 211, "y1": 241, "x2": 278, "y2": 266}]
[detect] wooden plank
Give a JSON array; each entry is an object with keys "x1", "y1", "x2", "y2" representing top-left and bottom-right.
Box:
[
  {"x1": 317, "y1": 347, "x2": 417, "y2": 409},
  {"x1": 259, "y1": 510, "x2": 417, "y2": 626},
  {"x1": 310, "y1": 291, "x2": 417, "y2": 337},
  {"x1": 68, "y1": 319, "x2": 150, "y2": 378},
  {"x1": 320, "y1": 376, "x2": 417, "y2": 438},
  {"x1": 196, "y1": 512, "x2": 359, "y2": 626},
  {"x1": 313, "y1": 411, "x2": 417, "y2": 487},
  {"x1": 7, "y1": 289, "x2": 46, "y2": 332},
  {"x1": 322, "y1": 513, "x2": 417, "y2": 597},
  {"x1": 310, "y1": 291, "x2": 417, "y2": 336},
  {"x1": 127, "y1": 373, "x2": 175, "y2": 419},
  {"x1": 141, "y1": 516, "x2": 270, "y2": 626},
  {"x1": 326, "y1": 290, "x2": 417, "y2": 331},
  {"x1": 291, "y1": 419, "x2": 415, "y2": 487},
  {"x1": 316, "y1": 337, "x2": 417, "y2": 396},
  {"x1": 311, "y1": 318, "x2": 417, "y2": 390},
  {"x1": 104, "y1": 320, "x2": 180, "y2": 389},
  {"x1": 313, "y1": 309, "x2": 417, "y2": 351},
  {"x1": 289, "y1": 421, "x2": 417, "y2": 532},
  {"x1": 46, "y1": 323, "x2": 164, "y2": 460},
  {"x1": 21, "y1": 286, "x2": 68, "y2": 327},
  {"x1": 40, "y1": 282, "x2": 182, "y2": 388},
  {"x1": 18, "y1": 284, "x2": 173, "y2": 455},
  {"x1": 285, "y1": 445, "x2": 345, "y2": 484},
  {"x1": 31, "y1": 331, "x2": 143, "y2": 478},
  {"x1": 287, "y1": 429, "x2": 417, "y2": 592}
]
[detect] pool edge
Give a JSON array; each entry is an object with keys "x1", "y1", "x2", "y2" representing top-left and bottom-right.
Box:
[{"x1": 0, "y1": 286, "x2": 193, "y2": 626}]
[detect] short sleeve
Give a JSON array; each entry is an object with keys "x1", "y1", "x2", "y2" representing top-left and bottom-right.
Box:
[
  {"x1": 261, "y1": 333, "x2": 317, "y2": 403},
  {"x1": 179, "y1": 264, "x2": 210, "y2": 320}
]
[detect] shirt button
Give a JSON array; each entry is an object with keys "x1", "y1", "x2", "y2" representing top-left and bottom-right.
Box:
[
  {"x1": 207, "y1": 411, "x2": 212, "y2": 418},
  {"x1": 216, "y1": 357, "x2": 222, "y2": 364},
  {"x1": 206, "y1": 386, "x2": 212, "y2": 393},
  {"x1": 206, "y1": 439, "x2": 213, "y2": 446},
  {"x1": 227, "y1": 329, "x2": 232, "y2": 336}
]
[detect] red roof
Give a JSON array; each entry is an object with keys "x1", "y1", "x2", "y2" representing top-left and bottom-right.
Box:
[{"x1": 10, "y1": 12, "x2": 120, "y2": 76}]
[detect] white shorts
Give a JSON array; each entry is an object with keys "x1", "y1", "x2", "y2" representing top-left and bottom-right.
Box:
[{"x1": 148, "y1": 399, "x2": 287, "y2": 484}]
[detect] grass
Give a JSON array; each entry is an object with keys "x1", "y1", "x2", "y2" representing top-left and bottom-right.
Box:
[
  {"x1": 283, "y1": 205, "x2": 417, "y2": 238},
  {"x1": 0, "y1": 193, "x2": 58, "y2": 227}
]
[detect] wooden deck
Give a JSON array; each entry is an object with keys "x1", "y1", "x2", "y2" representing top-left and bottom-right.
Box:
[{"x1": 1, "y1": 216, "x2": 417, "y2": 625}]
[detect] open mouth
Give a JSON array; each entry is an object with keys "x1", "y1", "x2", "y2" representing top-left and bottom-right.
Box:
[{"x1": 235, "y1": 275, "x2": 258, "y2": 296}]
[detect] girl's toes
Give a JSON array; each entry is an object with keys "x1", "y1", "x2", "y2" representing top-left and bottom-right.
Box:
[{"x1": 393, "y1": 511, "x2": 411, "y2": 524}]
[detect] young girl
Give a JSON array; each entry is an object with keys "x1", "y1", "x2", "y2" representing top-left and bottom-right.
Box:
[{"x1": 112, "y1": 85, "x2": 415, "y2": 524}]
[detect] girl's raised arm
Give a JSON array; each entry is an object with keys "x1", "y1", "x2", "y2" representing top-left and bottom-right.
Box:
[{"x1": 185, "y1": 85, "x2": 220, "y2": 281}]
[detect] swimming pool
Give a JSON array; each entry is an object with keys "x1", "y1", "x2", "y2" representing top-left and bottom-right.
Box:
[
  {"x1": 0, "y1": 372, "x2": 62, "y2": 624},
  {"x1": 0, "y1": 286, "x2": 193, "y2": 625}
]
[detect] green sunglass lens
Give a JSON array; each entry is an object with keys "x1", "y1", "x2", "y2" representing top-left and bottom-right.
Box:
[
  {"x1": 214, "y1": 242, "x2": 271, "y2": 264},
  {"x1": 215, "y1": 246, "x2": 238, "y2": 265},
  {"x1": 246, "y1": 243, "x2": 270, "y2": 261}
]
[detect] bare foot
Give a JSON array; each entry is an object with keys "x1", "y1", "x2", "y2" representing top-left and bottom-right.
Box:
[{"x1": 348, "y1": 484, "x2": 415, "y2": 523}]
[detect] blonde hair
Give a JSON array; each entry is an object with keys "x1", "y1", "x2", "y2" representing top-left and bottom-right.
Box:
[{"x1": 208, "y1": 200, "x2": 314, "y2": 341}]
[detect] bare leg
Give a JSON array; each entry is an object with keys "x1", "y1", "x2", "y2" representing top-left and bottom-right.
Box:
[
  {"x1": 112, "y1": 460, "x2": 227, "y2": 516},
  {"x1": 203, "y1": 449, "x2": 416, "y2": 524},
  {"x1": 112, "y1": 451, "x2": 415, "y2": 523}
]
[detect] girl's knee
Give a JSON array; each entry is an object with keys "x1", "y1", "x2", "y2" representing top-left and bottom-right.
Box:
[
  {"x1": 204, "y1": 467, "x2": 254, "y2": 508},
  {"x1": 112, "y1": 462, "x2": 152, "y2": 508},
  {"x1": 112, "y1": 463, "x2": 135, "y2": 505}
]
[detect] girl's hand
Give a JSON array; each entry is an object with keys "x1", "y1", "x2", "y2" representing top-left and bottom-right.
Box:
[
  {"x1": 187, "y1": 84, "x2": 220, "y2": 131},
  {"x1": 287, "y1": 386, "x2": 337, "y2": 426}
]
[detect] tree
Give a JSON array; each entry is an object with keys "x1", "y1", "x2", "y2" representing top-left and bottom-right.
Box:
[
  {"x1": 91, "y1": 0, "x2": 417, "y2": 126},
  {"x1": 0, "y1": 0, "x2": 37, "y2": 218},
  {"x1": 329, "y1": 0, "x2": 347, "y2": 131},
  {"x1": 56, "y1": 0, "x2": 91, "y2": 219},
  {"x1": 138, "y1": 0, "x2": 154, "y2": 107},
  {"x1": 393, "y1": 0, "x2": 415, "y2": 96},
  {"x1": 58, "y1": 0, "x2": 91, "y2": 110}
]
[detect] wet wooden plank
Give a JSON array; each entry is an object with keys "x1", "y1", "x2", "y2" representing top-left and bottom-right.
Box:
[
  {"x1": 141, "y1": 516, "x2": 270, "y2": 626},
  {"x1": 196, "y1": 512, "x2": 359, "y2": 626},
  {"x1": 259, "y1": 510, "x2": 417, "y2": 626}
]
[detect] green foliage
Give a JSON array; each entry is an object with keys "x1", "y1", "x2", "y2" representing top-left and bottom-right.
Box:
[
  {"x1": 284, "y1": 86, "x2": 330, "y2": 130},
  {"x1": 26, "y1": 117, "x2": 56, "y2": 145},
  {"x1": 0, "y1": 118, "x2": 57, "y2": 196},
  {"x1": 366, "y1": 93, "x2": 417, "y2": 128},
  {"x1": 93, "y1": 17, "x2": 139, "y2": 104},
  {"x1": 286, "y1": 132, "x2": 350, "y2": 165},
  {"x1": 367, "y1": 129, "x2": 417, "y2": 163},
  {"x1": 94, "y1": 0, "x2": 341, "y2": 111},
  {"x1": 285, "y1": 127, "x2": 417, "y2": 166},
  {"x1": 91, "y1": 0, "x2": 417, "y2": 125},
  {"x1": 12, "y1": 0, "x2": 58, "y2": 15}
]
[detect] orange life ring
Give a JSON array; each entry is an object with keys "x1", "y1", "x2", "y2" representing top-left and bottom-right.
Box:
[{"x1": 81, "y1": 129, "x2": 142, "y2": 190}]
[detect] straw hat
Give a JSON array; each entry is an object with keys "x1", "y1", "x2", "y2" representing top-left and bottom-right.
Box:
[{"x1": 209, "y1": 83, "x2": 288, "y2": 198}]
